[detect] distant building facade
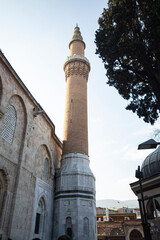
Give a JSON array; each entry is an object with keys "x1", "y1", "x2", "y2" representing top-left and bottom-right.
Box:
[
  {"x1": 0, "y1": 25, "x2": 96, "y2": 240},
  {"x1": 96, "y1": 207, "x2": 143, "y2": 240}
]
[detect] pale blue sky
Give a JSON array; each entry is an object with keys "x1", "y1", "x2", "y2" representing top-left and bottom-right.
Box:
[{"x1": 1, "y1": 0, "x2": 159, "y2": 200}]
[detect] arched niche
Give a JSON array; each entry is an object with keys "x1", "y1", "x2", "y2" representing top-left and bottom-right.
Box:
[
  {"x1": 34, "y1": 144, "x2": 53, "y2": 180},
  {"x1": 66, "y1": 217, "x2": 72, "y2": 238},
  {"x1": 9, "y1": 95, "x2": 27, "y2": 147},
  {"x1": 34, "y1": 197, "x2": 46, "y2": 238},
  {"x1": 83, "y1": 217, "x2": 89, "y2": 236},
  {"x1": 130, "y1": 229, "x2": 143, "y2": 240}
]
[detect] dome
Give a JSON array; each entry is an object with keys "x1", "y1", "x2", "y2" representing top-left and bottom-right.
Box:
[{"x1": 141, "y1": 146, "x2": 160, "y2": 179}]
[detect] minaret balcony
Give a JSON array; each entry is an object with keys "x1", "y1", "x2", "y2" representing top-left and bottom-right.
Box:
[{"x1": 64, "y1": 55, "x2": 90, "y2": 81}]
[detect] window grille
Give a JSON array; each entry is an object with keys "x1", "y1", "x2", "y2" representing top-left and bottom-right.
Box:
[{"x1": 1, "y1": 105, "x2": 16, "y2": 144}]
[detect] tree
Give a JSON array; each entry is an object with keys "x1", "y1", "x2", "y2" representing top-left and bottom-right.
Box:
[{"x1": 95, "y1": 0, "x2": 160, "y2": 124}]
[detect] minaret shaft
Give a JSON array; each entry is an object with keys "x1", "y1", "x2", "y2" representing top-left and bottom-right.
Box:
[
  {"x1": 63, "y1": 24, "x2": 89, "y2": 156},
  {"x1": 63, "y1": 62, "x2": 89, "y2": 155},
  {"x1": 69, "y1": 41, "x2": 85, "y2": 56}
]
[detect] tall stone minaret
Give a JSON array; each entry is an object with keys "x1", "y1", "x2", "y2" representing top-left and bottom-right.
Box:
[{"x1": 54, "y1": 25, "x2": 96, "y2": 240}]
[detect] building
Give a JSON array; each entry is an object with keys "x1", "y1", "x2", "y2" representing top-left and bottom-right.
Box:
[
  {"x1": 130, "y1": 146, "x2": 160, "y2": 239},
  {"x1": 0, "y1": 25, "x2": 96, "y2": 240},
  {"x1": 96, "y1": 207, "x2": 144, "y2": 240}
]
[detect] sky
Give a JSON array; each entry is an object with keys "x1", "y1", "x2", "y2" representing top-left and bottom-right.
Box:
[{"x1": 1, "y1": 0, "x2": 160, "y2": 201}]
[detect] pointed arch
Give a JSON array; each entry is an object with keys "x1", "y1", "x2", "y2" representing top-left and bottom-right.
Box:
[
  {"x1": 9, "y1": 94, "x2": 27, "y2": 136},
  {"x1": 5, "y1": 95, "x2": 27, "y2": 236},
  {"x1": 130, "y1": 229, "x2": 143, "y2": 239},
  {"x1": 34, "y1": 197, "x2": 46, "y2": 238},
  {"x1": 1, "y1": 94, "x2": 27, "y2": 147},
  {"x1": 34, "y1": 144, "x2": 53, "y2": 180},
  {"x1": 66, "y1": 217, "x2": 72, "y2": 238}
]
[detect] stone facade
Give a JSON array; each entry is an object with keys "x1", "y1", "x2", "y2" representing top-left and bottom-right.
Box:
[
  {"x1": 54, "y1": 153, "x2": 96, "y2": 240},
  {"x1": 97, "y1": 220, "x2": 143, "y2": 240},
  {"x1": 0, "y1": 50, "x2": 62, "y2": 240},
  {"x1": 96, "y1": 207, "x2": 144, "y2": 240}
]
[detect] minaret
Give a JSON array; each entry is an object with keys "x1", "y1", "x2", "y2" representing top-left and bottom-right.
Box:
[
  {"x1": 54, "y1": 25, "x2": 96, "y2": 240},
  {"x1": 63, "y1": 24, "x2": 89, "y2": 156}
]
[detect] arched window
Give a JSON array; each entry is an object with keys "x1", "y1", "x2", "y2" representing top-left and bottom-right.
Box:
[
  {"x1": 34, "y1": 198, "x2": 46, "y2": 239},
  {"x1": 44, "y1": 158, "x2": 49, "y2": 180},
  {"x1": 83, "y1": 217, "x2": 89, "y2": 236},
  {"x1": 66, "y1": 217, "x2": 72, "y2": 238},
  {"x1": 1, "y1": 105, "x2": 16, "y2": 144},
  {"x1": 130, "y1": 229, "x2": 143, "y2": 240}
]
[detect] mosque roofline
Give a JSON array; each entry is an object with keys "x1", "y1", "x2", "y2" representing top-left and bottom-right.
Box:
[
  {"x1": 0, "y1": 49, "x2": 62, "y2": 149},
  {"x1": 130, "y1": 172, "x2": 160, "y2": 186},
  {"x1": 130, "y1": 172, "x2": 160, "y2": 195}
]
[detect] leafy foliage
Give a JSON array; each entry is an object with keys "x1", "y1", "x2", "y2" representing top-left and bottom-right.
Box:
[{"x1": 95, "y1": 0, "x2": 160, "y2": 124}]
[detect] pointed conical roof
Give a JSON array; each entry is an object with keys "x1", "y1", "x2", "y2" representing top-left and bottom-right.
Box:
[
  {"x1": 71, "y1": 24, "x2": 83, "y2": 41},
  {"x1": 69, "y1": 24, "x2": 85, "y2": 49}
]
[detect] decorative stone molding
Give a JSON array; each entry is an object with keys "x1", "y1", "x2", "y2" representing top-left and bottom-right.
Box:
[
  {"x1": 64, "y1": 55, "x2": 90, "y2": 65},
  {"x1": 64, "y1": 55, "x2": 90, "y2": 81},
  {"x1": 64, "y1": 61, "x2": 90, "y2": 81}
]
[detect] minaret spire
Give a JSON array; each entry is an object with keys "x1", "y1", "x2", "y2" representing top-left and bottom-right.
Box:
[
  {"x1": 69, "y1": 24, "x2": 86, "y2": 56},
  {"x1": 70, "y1": 24, "x2": 83, "y2": 42}
]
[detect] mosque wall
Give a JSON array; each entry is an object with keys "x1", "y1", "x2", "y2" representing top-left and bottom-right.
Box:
[{"x1": 0, "y1": 51, "x2": 62, "y2": 240}]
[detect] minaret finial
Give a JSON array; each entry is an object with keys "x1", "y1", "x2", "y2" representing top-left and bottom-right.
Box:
[
  {"x1": 71, "y1": 25, "x2": 83, "y2": 42},
  {"x1": 69, "y1": 25, "x2": 86, "y2": 51}
]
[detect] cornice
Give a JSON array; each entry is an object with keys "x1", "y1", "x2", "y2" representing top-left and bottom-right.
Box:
[{"x1": 64, "y1": 55, "x2": 90, "y2": 69}]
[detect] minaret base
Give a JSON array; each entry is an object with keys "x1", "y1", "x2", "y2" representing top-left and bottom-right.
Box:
[{"x1": 54, "y1": 153, "x2": 97, "y2": 240}]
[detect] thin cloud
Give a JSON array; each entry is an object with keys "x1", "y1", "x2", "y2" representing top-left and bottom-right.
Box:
[
  {"x1": 133, "y1": 123, "x2": 160, "y2": 137},
  {"x1": 113, "y1": 144, "x2": 153, "y2": 162}
]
